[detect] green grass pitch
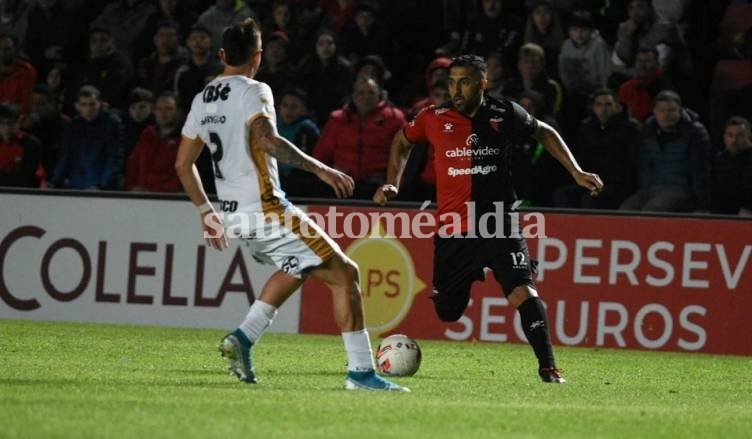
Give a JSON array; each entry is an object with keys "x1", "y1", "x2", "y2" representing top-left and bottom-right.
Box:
[{"x1": 1, "y1": 320, "x2": 750, "y2": 438}]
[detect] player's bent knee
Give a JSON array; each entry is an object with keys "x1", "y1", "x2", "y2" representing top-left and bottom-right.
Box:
[{"x1": 433, "y1": 300, "x2": 464, "y2": 322}]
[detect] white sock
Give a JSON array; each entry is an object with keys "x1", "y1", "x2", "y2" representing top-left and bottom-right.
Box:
[
  {"x1": 238, "y1": 300, "x2": 278, "y2": 344},
  {"x1": 342, "y1": 329, "x2": 375, "y2": 372}
]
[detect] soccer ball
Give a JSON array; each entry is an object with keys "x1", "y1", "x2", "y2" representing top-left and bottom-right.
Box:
[{"x1": 376, "y1": 334, "x2": 422, "y2": 376}]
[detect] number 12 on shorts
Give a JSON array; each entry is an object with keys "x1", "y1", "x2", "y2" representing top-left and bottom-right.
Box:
[{"x1": 510, "y1": 251, "x2": 526, "y2": 266}]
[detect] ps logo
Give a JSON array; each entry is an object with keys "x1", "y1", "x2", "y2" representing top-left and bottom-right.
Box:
[{"x1": 203, "y1": 82, "x2": 231, "y2": 103}]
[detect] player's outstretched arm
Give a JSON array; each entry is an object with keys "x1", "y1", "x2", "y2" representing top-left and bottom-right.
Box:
[
  {"x1": 533, "y1": 120, "x2": 604, "y2": 196},
  {"x1": 373, "y1": 130, "x2": 414, "y2": 205},
  {"x1": 250, "y1": 116, "x2": 354, "y2": 198},
  {"x1": 175, "y1": 135, "x2": 228, "y2": 251}
]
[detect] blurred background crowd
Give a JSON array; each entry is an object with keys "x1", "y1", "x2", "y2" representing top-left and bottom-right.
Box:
[{"x1": 0, "y1": 0, "x2": 750, "y2": 215}]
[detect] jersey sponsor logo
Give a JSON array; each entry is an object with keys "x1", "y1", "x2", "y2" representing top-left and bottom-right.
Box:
[
  {"x1": 200, "y1": 115, "x2": 227, "y2": 125},
  {"x1": 445, "y1": 146, "x2": 502, "y2": 158},
  {"x1": 202, "y1": 82, "x2": 231, "y2": 103},
  {"x1": 447, "y1": 165, "x2": 498, "y2": 177},
  {"x1": 465, "y1": 133, "x2": 479, "y2": 146}
]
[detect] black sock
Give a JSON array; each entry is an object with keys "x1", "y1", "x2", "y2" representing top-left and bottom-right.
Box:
[{"x1": 517, "y1": 297, "x2": 555, "y2": 369}]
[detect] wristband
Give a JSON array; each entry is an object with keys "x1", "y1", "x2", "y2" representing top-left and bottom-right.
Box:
[{"x1": 197, "y1": 202, "x2": 214, "y2": 215}]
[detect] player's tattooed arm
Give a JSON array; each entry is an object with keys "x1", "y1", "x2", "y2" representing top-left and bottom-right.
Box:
[
  {"x1": 250, "y1": 115, "x2": 323, "y2": 173},
  {"x1": 250, "y1": 115, "x2": 355, "y2": 198}
]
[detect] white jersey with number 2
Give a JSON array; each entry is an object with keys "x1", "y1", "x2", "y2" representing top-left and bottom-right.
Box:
[{"x1": 182, "y1": 75, "x2": 287, "y2": 215}]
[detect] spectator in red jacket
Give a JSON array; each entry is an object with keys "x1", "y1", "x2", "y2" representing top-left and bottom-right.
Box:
[
  {"x1": 126, "y1": 91, "x2": 183, "y2": 193},
  {"x1": 0, "y1": 33, "x2": 37, "y2": 114},
  {"x1": 617, "y1": 47, "x2": 672, "y2": 122},
  {"x1": 314, "y1": 75, "x2": 406, "y2": 199},
  {"x1": 0, "y1": 102, "x2": 41, "y2": 187}
]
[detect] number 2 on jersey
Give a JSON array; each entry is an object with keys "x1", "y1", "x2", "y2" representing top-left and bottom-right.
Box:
[{"x1": 208, "y1": 131, "x2": 224, "y2": 180}]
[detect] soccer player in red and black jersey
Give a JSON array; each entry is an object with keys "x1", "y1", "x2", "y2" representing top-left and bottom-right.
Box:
[{"x1": 373, "y1": 55, "x2": 604, "y2": 383}]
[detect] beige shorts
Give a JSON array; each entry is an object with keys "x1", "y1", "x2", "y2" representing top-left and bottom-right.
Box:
[{"x1": 234, "y1": 205, "x2": 340, "y2": 278}]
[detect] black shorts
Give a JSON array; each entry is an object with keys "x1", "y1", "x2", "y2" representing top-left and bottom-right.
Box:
[{"x1": 431, "y1": 234, "x2": 537, "y2": 321}]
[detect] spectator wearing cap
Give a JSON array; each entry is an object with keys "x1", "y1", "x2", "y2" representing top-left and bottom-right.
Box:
[
  {"x1": 276, "y1": 88, "x2": 320, "y2": 197},
  {"x1": 136, "y1": 20, "x2": 187, "y2": 95},
  {"x1": 21, "y1": 84, "x2": 70, "y2": 180},
  {"x1": 174, "y1": 25, "x2": 222, "y2": 113},
  {"x1": 0, "y1": 102, "x2": 41, "y2": 188},
  {"x1": 255, "y1": 31, "x2": 296, "y2": 103},
  {"x1": 295, "y1": 29, "x2": 354, "y2": 125},
  {"x1": 72, "y1": 27, "x2": 134, "y2": 110},
  {"x1": 712, "y1": 117, "x2": 752, "y2": 216},
  {"x1": 196, "y1": 0, "x2": 256, "y2": 55},
  {"x1": 0, "y1": 33, "x2": 36, "y2": 114},
  {"x1": 50, "y1": 85, "x2": 123, "y2": 190},
  {"x1": 407, "y1": 55, "x2": 451, "y2": 115},
  {"x1": 620, "y1": 90, "x2": 711, "y2": 212}
]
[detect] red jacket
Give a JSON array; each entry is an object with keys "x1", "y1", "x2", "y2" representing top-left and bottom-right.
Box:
[
  {"x1": 0, "y1": 60, "x2": 37, "y2": 114},
  {"x1": 314, "y1": 101, "x2": 406, "y2": 181},
  {"x1": 618, "y1": 68, "x2": 672, "y2": 121},
  {"x1": 126, "y1": 125, "x2": 182, "y2": 192}
]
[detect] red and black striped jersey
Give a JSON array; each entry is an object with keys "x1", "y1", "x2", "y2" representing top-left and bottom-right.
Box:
[{"x1": 404, "y1": 96, "x2": 538, "y2": 232}]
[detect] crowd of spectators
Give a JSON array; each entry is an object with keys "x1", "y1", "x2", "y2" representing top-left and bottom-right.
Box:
[{"x1": 0, "y1": 0, "x2": 750, "y2": 216}]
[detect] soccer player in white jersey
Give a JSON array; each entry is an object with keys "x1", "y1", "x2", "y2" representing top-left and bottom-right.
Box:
[{"x1": 175, "y1": 18, "x2": 407, "y2": 392}]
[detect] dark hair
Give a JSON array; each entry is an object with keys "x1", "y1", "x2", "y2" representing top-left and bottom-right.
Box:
[
  {"x1": 77, "y1": 85, "x2": 101, "y2": 101},
  {"x1": 590, "y1": 87, "x2": 618, "y2": 102},
  {"x1": 222, "y1": 18, "x2": 261, "y2": 66},
  {"x1": 726, "y1": 116, "x2": 751, "y2": 132},
  {"x1": 449, "y1": 54, "x2": 487, "y2": 77},
  {"x1": 156, "y1": 90, "x2": 178, "y2": 102},
  {"x1": 519, "y1": 42, "x2": 545, "y2": 59},
  {"x1": 280, "y1": 87, "x2": 309, "y2": 103},
  {"x1": 0, "y1": 102, "x2": 20, "y2": 120},
  {"x1": 356, "y1": 54, "x2": 389, "y2": 85},
  {"x1": 128, "y1": 87, "x2": 154, "y2": 105},
  {"x1": 654, "y1": 89, "x2": 681, "y2": 105},
  {"x1": 188, "y1": 24, "x2": 212, "y2": 38},
  {"x1": 569, "y1": 9, "x2": 594, "y2": 28}
]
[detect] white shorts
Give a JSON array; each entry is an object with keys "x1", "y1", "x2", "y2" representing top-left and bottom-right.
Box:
[{"x1": 231, "y1": 205, "x2": 341, "y2": 278}]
